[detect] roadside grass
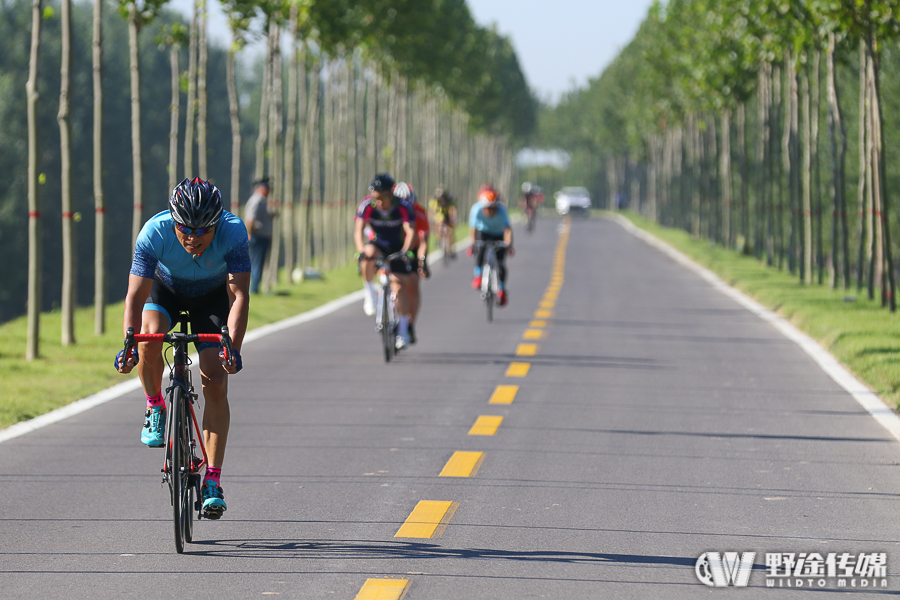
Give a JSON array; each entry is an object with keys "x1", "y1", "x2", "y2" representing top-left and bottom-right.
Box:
[
  {"x1": 0, "y1": 226, "x2": 471, "y2": 432},
  {"x1": 616, "y1": 211, "x2": 900, "y2": 410}
]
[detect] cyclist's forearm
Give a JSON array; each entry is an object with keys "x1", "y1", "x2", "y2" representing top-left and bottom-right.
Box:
[
  {"x1": 226, "y1": 272, "x2": 251, "y2": 350},
  {"x1": 504, "y1": 228, "x2": 513, "y2": 247}
]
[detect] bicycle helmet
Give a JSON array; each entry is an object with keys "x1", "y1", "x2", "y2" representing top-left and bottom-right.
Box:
[
  {"x1": 393, "y1": 181, "x2": 415, "y2": 203},
  {"x1": 169, "y1": 177, "x2": 223, "y2": 229},
  {"x1": 521, "y1": 182, "x2": 533, "y2": 194},
  {"x1": 478, "y1": 184, "x2": 498, "y2": 203},
  {"x1": 369, "y1": 173, "x2": 395, "y2": 192}
]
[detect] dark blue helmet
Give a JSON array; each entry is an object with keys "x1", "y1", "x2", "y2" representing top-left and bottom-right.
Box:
[
  {"x1": 169, "y1": 177, "x2": 223, "y2": 229},
  {"x1": 369, "y1": 173, "x2": 395, "y2": 193}
]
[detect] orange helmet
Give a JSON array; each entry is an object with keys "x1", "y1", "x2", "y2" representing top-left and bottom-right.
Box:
[{"x1": 478, "y1": 184, "x2": 498, "y2": 203}]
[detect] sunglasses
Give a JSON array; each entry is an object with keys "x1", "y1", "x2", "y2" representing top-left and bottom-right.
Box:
[{"x1": 174, "y1": 223, "x2": 214, "y2": 236}]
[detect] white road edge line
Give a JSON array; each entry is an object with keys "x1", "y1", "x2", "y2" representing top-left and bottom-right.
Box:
[
  {"x1": 0, "y1": 241, "x2": 471, "y2": 446},
  {"x1": 609, "y1": 213, "x2": 900, "y2": 443}
]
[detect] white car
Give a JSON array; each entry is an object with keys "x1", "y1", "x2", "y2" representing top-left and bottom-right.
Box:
[{"x1": 555, "y1": 187, "x2": 592, "y2": 215}]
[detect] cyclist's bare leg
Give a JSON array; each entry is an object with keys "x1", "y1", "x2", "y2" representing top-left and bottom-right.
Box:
[
  {"x1": 361, "y1": 244, "x2": 380, "y2": 282},
  {"x1": 137, "y1": 309, "x2": 169, "y2": 397},
  {"x1": 199, "y1": 347, "x2": 230, "y2": 469},
  {"x1": 407, "y1": 273, "x2": 420, "y2": 324},
  {"x1": 390, "y1": 272, "x2": 412, "y2": 317}
]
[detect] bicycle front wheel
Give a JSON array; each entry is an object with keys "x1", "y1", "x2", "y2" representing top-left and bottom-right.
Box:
[
  {"x1": 380, "y1": 287, "x2": 393, "y2": 362},
  {"x1": 483, "y1": 264, "x2": 493, "y2": 323},
  {"x1": 170, "y1": 387, "x2": 190, "y2": 554}
]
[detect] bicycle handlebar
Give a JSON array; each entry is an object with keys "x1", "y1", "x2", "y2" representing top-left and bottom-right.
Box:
[{"x1": 124, "y1": 326, "x2": 234, "y2": 366}]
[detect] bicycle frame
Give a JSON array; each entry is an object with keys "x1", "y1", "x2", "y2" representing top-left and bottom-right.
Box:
[
  {"x1": 473, "y1": 240, "x2": 506, "y2": 322},
  {"x1": 363, "y1": 251, "x2": 408, "y2": 362}
]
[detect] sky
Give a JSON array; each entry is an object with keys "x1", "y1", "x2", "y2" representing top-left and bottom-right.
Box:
[{"x1": 168, "y1": 0, "x2": 655, "y2": 104}]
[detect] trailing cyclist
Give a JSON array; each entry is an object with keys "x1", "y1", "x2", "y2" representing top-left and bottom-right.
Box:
[
  {"x1": 392, "y1": 181, "x2": 429, "y2": 345},
  {"x1": 115, "y1": 177, "x2": 251, "y2": 520},
  {"x1": 354, "y1": 173, "x2": 417, "y2": 350},
  {"x1": 429, "y1": 187, "x2": 457, "y2": 258},
  {"x1": 469, "y1": 184, "x2": 514, "y2": 306}
]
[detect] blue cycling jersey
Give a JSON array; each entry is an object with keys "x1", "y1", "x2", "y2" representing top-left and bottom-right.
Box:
[
  {"x1": 469, "y1": 202, "x2": 510, "y2": 235},
  {"x1": 130, "y1": 210, "x2": 251, "y2": 297}
]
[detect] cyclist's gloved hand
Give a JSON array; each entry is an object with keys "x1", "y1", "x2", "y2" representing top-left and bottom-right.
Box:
[
  {"x1": 115, "y1": 348, "x2": 139, "y2": 372},
  {"x1": 220, "y1": 347, "x2": 242, "y2": 373}
]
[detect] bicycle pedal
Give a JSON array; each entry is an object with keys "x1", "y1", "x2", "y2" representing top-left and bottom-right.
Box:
[{"x1": 202, "y1": 506, "x2": 225, "y2": 520}]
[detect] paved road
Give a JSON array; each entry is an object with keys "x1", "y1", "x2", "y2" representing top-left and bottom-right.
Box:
[{"x1": 2, "y1": 215, "x2": 900, "y2": 599}]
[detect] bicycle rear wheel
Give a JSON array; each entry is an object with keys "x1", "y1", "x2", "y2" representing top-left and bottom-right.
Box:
[
  {"x1": 170, "y1": 387, "x2": 190, "y2": 554},
  {"x1": 483, "y1": 264, "x2": 493, "y2": 322},
  {"x1": 380, "y1": 287, "x2": 393, "y2": 362}
]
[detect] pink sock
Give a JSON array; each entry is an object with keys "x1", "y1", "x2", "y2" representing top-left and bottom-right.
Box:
[
  {"x1": 204, "y1": 467, "x2": 222, "y2": 485},
  {"x1": 146, "y1": 391, "x2": 165, "y2": 409}
]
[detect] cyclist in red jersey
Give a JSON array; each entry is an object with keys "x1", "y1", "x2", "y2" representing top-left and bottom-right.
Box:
[{"x1": 393, "y1": 181, "x2": 428, "y2": 344}]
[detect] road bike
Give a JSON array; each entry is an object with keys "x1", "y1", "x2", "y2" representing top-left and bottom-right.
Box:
[
  {"x1": 439, "y1": 221, "x2": 455, "y2": 266},
  {"x1": 474, "y1": 240, "x2": 508, "y2": 322},
  {"x1": 524, "y1": 205, "x2": 537, "y2": 233},
  {"x1": 122, "y1": 315, "x2": 234, "y2": 554},
  {"x1": 364, "y1": 251, "x2": 409, "y2": 362}
]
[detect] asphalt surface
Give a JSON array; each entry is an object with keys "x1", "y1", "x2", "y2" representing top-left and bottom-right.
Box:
[{"x1": 2, "y1": 215, "x2": 900, "y2": 599}]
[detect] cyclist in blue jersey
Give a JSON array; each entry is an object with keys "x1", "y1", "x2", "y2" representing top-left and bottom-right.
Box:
[
  {"x1": 469, "y1": 184, "x2": 514, "y2": 306},
  {"x1": 354, "y1": 173, "x2": 417, "y2": 349},
  {"x1": 115, "y1": 177, "x2": 251, "y2": 520}
]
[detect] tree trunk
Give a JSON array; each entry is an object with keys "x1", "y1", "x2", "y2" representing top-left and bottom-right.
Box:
[
  {"x1": 827, "y1": 34, "x2": 847, "y2": 289},
  {"x1": 737, "y1": 102, "x2": 748, "y2": 251},
  {"x1": 857, "y1": 42, "x2": 867, "y2": 290},
  {"x1": 254, "y1": 27, "x2": 271, "y2": 181},
  {"x1": 59, "y1": 0, "x2": 75, "y2": 345},
  {"x1": 720, "y1": 111, "x2": 731, "y2": 248},
  {"x1": 264, "y1": 24, "x2": 282, "y2": 289},
  {"x1": 184, "y1": 0, "x2": 197, "y2": 177},
  {"x1": 802, "y1": 71, "x2": 812, "y2": 284},
  {"x1": 92, "y1": 0, "x2": 105, "y2": 335},
  {"x1": 870, "y1": 40, "x2": 896, "y2": 311},
  {"x1": 128, "y1": 5, "x2": 143, "y2": 247},
  {"x1": 25, "y1": 0, "x2": 42, "y2": 360},
  {"x1": 812, "y1": 50, "x2": 823, "y2": 284},
  {"x1": 168, "y1": 44, "x2": 180, "y2": 192},
  {"x1": 282, "y1": 7, "x2": 298, "y2": 281},
  {"x1": 197, "y1": 0, "x2": 207, "y2": 179},
  {"x1": 226, "y1": 41, "x2": 240, "y2": 213}
]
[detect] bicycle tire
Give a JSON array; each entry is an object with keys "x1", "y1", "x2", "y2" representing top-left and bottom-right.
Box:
[
  {"x1": 483, "y1": 263, "x2": 493, "y2": 322},
  {"x1": 170, "y1": 386, "x2": 188, "y2": 554},
  {"x1": 381, "y1": 287, "x2": 393, "y2": 362},
  {"x1": 442, "y1": 230, "x2": 451, "y2": 266}
]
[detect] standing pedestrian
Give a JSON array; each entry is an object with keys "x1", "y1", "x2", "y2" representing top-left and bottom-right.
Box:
[{"x1": 243, "y1": 178, "x2": 274, "y2": 294}]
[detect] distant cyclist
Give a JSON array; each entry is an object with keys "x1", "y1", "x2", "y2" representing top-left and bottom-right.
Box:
[
  {"x1": 429, "y1": 187, "x2": 457, "y2": 258},
  {"x1": 520, "y1": 182, "x2": 543, "y2": 229},
  {"x1": 115, "y1": 177, "x2": 250, "y2": 520},
  {"x1": 354, "y1": 173, "x2": 417, "y2": 349},
  {"x1": 469, "y1": 184, "x2": 514, "y2": 306},
  {"x1": 393, "y1": 181, "x2": 429, "y2": 344}
]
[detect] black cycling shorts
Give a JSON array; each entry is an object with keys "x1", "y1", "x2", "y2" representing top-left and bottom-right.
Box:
[
  {"x1": 144, "y1": 280, "x2": 230, "y2": 351},
  {"x1": 365, "y1": 240, "x2": 415, "y2": 276}
]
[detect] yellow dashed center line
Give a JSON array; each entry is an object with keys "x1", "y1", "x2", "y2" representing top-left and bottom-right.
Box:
[
  {"x1": 522, "y1": 329, "x2": 545, "y2": 340},
  {"x1": 515, "y1": 343, "x2": 539, "y2": 356},
  {"x1": 395, "y1": 501, "x2": 459, "y2": 538},
  {"x1": 505, "y1": 362, "x2": 531, "y2": 377},
  {"x1": 353, "y1": 578, "x2": 410, "y2": 600},
  {"x1": 529, "y1": 320, "x2": 547, "y2": 328},
  {"x1": 468, "y1": 415, "x2": 503, "y2": 435},
  {"x1": 439, "y1": 451, "x2": 485, "y2": 477},
  {"x1": 489, "y1": 384, "x2": 519, "y2": 404}
]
